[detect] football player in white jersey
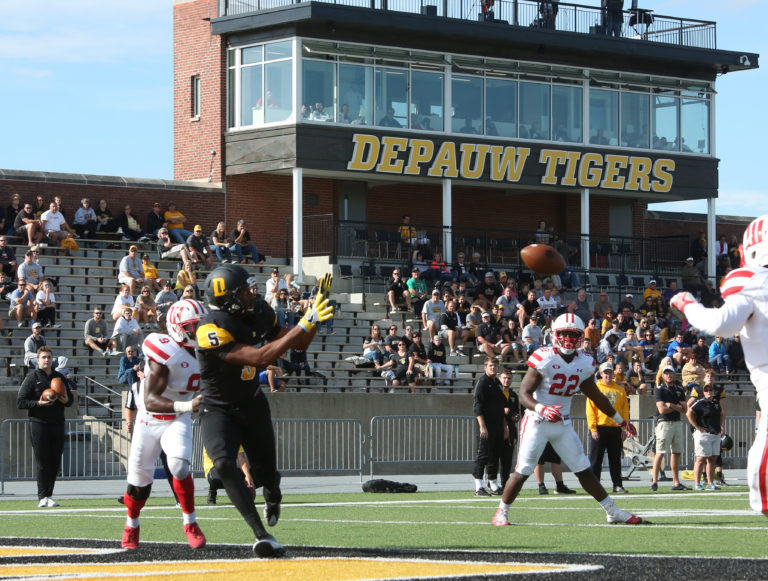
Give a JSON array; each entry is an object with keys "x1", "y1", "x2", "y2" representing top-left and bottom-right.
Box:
[
  {"x1": 121, "y1": 299, "x2": 208, "y2": 550},
  {"x1": 671, "y1": 214, "x2": 768, "y2": 516},
  {"x1": 493, "y1": 313, "x2": 644, "y2": 526}
]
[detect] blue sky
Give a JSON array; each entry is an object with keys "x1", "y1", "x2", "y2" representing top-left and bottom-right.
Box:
[{"x1": 0, "y1": 0, "x2": 764, "y2": 218}]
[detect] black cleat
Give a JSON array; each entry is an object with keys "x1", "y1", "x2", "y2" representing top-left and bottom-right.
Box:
[
  {"x1": 252, "y1": 533, "x2": 285, "y2": 558},
  {"x1": 264, "y1": 501, "x2": 280, "y2": 526},
  {"x1": 555, "y1": 485, "x2": 577, "y2": 494},
  {"x1": 538, "y1": 484, "x2": 549, "y2": 495},
  {"x1": 207, "y1": 488, "x2": 217, "y2": 505}
]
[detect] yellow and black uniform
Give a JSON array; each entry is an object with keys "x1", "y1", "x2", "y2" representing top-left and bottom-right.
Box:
[
  {"x1": 586, "y1": 378, "x2": 629, "y2": 490},
  {"x1": 195, "y1": 301, "x2": 282, "y2": 540}
]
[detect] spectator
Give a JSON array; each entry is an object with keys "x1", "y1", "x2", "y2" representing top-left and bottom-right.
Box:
[
  {"x1": 452, "y1": 252, "x2": 476, "y2": 284},
  {"x1": 154, "y1": 280, "x2": 178, "y2": 325},
  {"x1": 40, "y1": 201, "x2": 76, "y2": 244},
  {"x1": 17, "y1": 250, "x2": 44, "y2": 293},
  {"x1": 406, "y1": 267, "x2": 428, "y2": 316},
  {"x1": 521, "y1": 315, "x2": 544, "y2": 355},
  {"x1": 617, "y1": 294, "x2": 635, "y2": 315},
  {"x1": 496, "y1": 286, "x2": 519, "y2": 321},
  {"x1": 16, "y1": 346, "x2": 74, "y2": 508},
  {"x1": 585, "y1": 317, "x2": 601, "y2": 347},
  {"x1": 156, "y1": 227, "x2": 190, "y2": 262},
  {"x1": 13, "y1": 201, "x2": 45, "y2": 247},
  {"x1": 500, "y1": 318, "x2": 524, "y2": 364},
  {"x1": 663, "y1": 279, "x2": 680, "y2": 305},
  {"x1": 477, "y1": 311, "x2": 507, "y2": 359},
  {"x1": 34, "y1": 279, "x2": 60, "y2": 328},
  {"x1": 407, "y1": 333, "x2": 429, "y2": 382},
  {"x1": 24, "y1": 322, "x2": 47, "y2": 368},
  {"x1": 617, "y1": 329, "x2": 644, "y2": 366},
  {"x1": 362, "y1": 324, "x2": 386, "y2": 368},
  {"x1": 0, "y1": 271, "x2": 16, "y2": 302},
  {"x1": 95, "y1": 199, "x2": 118, "y2": 233},
  {"x1": 31, "y1": 195, "x2": 45, "y2": 219},
  {"x1": 118, "y1": 346, "x2": 142, "y2": 386},
  {"x1": 271, "y1": 287, "x2": 294, "y2": 328},
  {"x1": 568, "y1": 288, "x2": 592, "y2": 324},
  {"x1": 700, "y1": 280, "x2": 720, "y2": 308},
  {"x1": 135, "y1": 285, "x2": 160, "y2": 331},
  {"x1": 385, "y1": 268, "x2": 411, "y2": 314},
  {"x1": 536, "y1": 287, "x2": 559, "y2": 327},
  {"x1": 5, "y1": 193, "x2": 21, "y2": 237},
  {"x1": 185, "y1": 225, "x2": 214, "y2": 270},
  {"x1": 287, "y1": 349, "x2": 320, "y2": 387},
  {"x1": 398, "y1": 214, "x2": 418, "y2": 248},
  {"x1": 83, "y1": 307, "x2": 117, "y2": 357},
  {"x1": 691, "y1": 335, "x2": 709, "y2": 365},
  {"x1": 708, "y1": 335, "x2": 731, "y2": 374},
  {"x1": 118, "y1": 245, "x2": 145, "y2": 295},
  {"x1": 111, "y1": 285, "x2": 136, "y2": 321},
  {"x1": 592, "y1": 291, "x2": 613, "y2": 320},
  {"x1": 422, "y1": 290, "x2": 445, "y2": 340},
  {"x1": 681, "y1": 257, "x2": 705, "y2": 294},
  {"x1": 379, "y1": 340, "x2": 416, "y2": 392},
  {"x1": 8, "y1": 278, "x2": 36, "y2": 327},
  {"x1": 666, "y1": 331, "x2": 693, "y2": 368},
  {"x1": 640, "y1": 328, "x2": 661, "y2": 371},
  {"x1": 627, "y1": 360, "x2": 650, "y2": 395},
  {"x1": 383, "y1": 324, "x2": 402, "y2": 355},
  {"x1": 727, "y1": 334, "x2": 746, "y2": 372},
  {"x1": 180, "y1": 285, "x2": 197, "y2": 301},
  {"x1": 596, "y1": 333, "x2": 619, "y2": 364},
  {"x1": 466, "y1": 252, "x2": 486, "y2": 284},
  {"x1": 427, "y1": 335, "x2": 453, "y2": 387},
  {"x1": 145, "y1": 202, "x2": 166, "y2": 238},
  {"x1": 230, "y1": 219, "x2": 263, "y2": 264},
  {"x1": 475, "y1": 272, "x2": 503, "y2": 311},
  {"x1": 72, "y1": 198, "x2": 97, "y2": 238},
  {"x1": 587, "y1": 362, "x2": 630, "y2": 494},
  {"x1": 638, "y1": 296, "x2": 658, "y2": 319},
  {"x1": 55, "y1": 356, "x2": 77, "y2": 394},
  {"x1": 410, "y1": 249, "x2": 428, "y2": 274},
  {"x1": 140, "y1": 254, "x2": 163, "y2": 292},
  {"x1": 210, "y1": 222, "x2": 234, "y2": 264},
  {"x1": 439, "y1": 299, "x2": 469, "y2": 356},
  {"x1": 265, "y1": 268, "x2": 288, "y2": 304},
  {"x1": 174, "y1": 262, "x2": 199, "y2": 299},
  {"x1": 164, "y1": 201, "x2": 193, "y2": 244},
  {"x1": 727, "y1": 236, "x2": 741, "y2": 270},
  {"x1": 517, "y1": 289, "x2": 543, "y2": 329},
  {"x1": 425, "y1": 251, "x2": 452, "y2": 284},
  {"x1": 650, "y1": 365, "x2": 689, "y2": 492},
  {"x1": 112, "y1": 308, "x2": 143, "y2": 353},
  {"x1": 0, "y1": 235, "x2": 18, "y2": 278},
  {"x1": 643, "y1": 279, "x2": 661, "y2": 302}
]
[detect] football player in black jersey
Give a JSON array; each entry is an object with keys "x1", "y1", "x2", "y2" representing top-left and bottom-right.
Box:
[{"x1": 196, "y1": 264, "x2": 333, "y2": 557}]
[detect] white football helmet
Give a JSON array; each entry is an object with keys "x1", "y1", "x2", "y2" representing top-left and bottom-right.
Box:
[
  {"x1": 166, "y1": 299, "x2": 208, "y2": 347},
  {"x1": 551, "y1": 313, "x2": 585, "y2": 355},
  {"x1": 743, "y1": 214, "x2": 768, "y2": 268}
]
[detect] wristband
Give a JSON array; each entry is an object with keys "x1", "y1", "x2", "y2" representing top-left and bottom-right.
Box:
[
  {"x1": 611, "y1": 412, "x2": 624, "y2": 425},
  {"x1": 173, "y1": 400, "x2": 194, "y2": 414},
  {"x1": 535, "y1": 404, "x2": 545, "y2": 415},
  {"x1": 298, "y1": 317, "x2": 316, "y2": 333}
]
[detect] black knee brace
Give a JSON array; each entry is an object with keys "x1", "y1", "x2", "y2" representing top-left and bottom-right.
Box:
[{"x1": 127, "y1": 483, "x2": 152, "y2": 501}]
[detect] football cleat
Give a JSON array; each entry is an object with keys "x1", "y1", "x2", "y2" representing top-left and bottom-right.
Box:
[
  {"x1": 252, "y1": 533, "x2": 286, "y2": 558},
  {"x1": 45, "y1": 497, "x2": 59, "y2": 507},
  {"x1": 492, "y1": 507, "x2": 510, "y2": 526},
  {"x1": 607, "y1": 508, "x2": 644, "y2": 524},
  {"x1": 184, "y1": 522, "x2": 206, "y2": 549},
  {"x1": 474, "y1": 487, "x2": 491, "y2": 497},
  {"x1": 555, "y1": 484, "x2": 577, "y2": 495},
  {"x1": 122, "y1": 525, "x2": 140, "y2": 550},
  {"x1": 264, "y1": 501, "x2": 281, "y2": 527}
]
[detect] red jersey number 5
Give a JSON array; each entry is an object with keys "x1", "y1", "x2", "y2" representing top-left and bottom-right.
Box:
[{"x1": 549, "y1": 373, "x2": 579, "y2": 397}]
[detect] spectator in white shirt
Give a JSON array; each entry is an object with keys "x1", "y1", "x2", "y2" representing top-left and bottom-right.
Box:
[{"x1": 40, "y1": 202, "x2": 76, "y2": 244}]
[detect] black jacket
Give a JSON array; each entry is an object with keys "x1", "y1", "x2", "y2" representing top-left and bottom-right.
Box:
[{"x1": 17, "y1": 369, "x2": 74, "y2": 423}]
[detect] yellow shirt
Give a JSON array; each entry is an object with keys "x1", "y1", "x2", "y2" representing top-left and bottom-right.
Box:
[
  {"x1": 586, "y1": 379, "x2": 629, "y2": 431},
  {"x1": 164, "y1": 210, "x2": 186, "y2": 231},
  {"x1": 643, "y1": 287, "x2": 662, "y2": 301},
  {"x1": 142, "y1": 263, "x2": 159, "y2": 279}
]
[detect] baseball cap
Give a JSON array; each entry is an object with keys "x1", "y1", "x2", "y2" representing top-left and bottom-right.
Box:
[
  {"x1": 481, "y1": 311, "x2": 491, "y2": 318},
  {"x1": 129, "y1": 245, "x2": 138, "y2": 252},
  {"x1": 625, "y1": 293, "x2": 633, "y2": 298},
  {"x1": 649, "y1": 279, "x2": 657, "y2": 285},
  {"x1": 246, "y1": 276, "x2": 259, "y2": 288},
  {"x1": 272, "y1": 268, "x2": 280, "y2": 274},
  {"x1": 485, "y1": 271, "x2": 494, "y2": 278},
  {"x1": 32, "y1": 322, "x2": 42, "y2": 329},
  {"x1": 499, "y1": 272, "x2": 507, "y2": 278},
  {"x1": 599, "y1": 362, "x2": 614, "y2": 373},
  {"x1": 432, "y1": 290, "x2": 440, "y2": 295},
  {"x1": 686, "y1": 257, "x2": 694, "y2": 262},
  {"x1": 662, "y1": 365, "x2": 676, "y2": 374},
  {"x1": 163, "y1": 281, "x2": 172, "y2": 287},
  {"x1": 194, "y1": 225, "x2": 203, "y2": 232},
  {"x1": 168, "y1": 201, "x2": 176, "y2": 206}
]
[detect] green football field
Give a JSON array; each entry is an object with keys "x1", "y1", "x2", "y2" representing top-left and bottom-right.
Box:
[{"x1": 1, "y1": 486, "x2": 765, "y2": 558}]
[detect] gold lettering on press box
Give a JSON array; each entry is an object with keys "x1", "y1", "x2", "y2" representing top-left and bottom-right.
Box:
[{"x1": 348, "y1": 134, "x2": 675, "y2": 192}]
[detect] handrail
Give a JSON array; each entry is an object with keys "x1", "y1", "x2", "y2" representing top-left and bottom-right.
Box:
[
  {"x1": 218, "y1": 0, "x2": 716, "y2": 50},
  {"x1": 80, "y1": 376, "x2": 122, "y2": 418}
]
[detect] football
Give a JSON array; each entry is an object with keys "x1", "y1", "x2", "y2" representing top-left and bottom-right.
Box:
[
  {"x1": 520, "y1": 244, "x2": 566, "y2": 275},
  {"x1": 50, "y1": 377, "x2": 66, "y2": 397},
  {"x1": 41, "y1": 388, "x2": 57, "y2": 402}
]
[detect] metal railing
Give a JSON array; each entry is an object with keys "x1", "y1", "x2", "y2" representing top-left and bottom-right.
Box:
[
  {"x1": 219, "y1": 0, "x2": 716, "y2": 49},
  {"x1": 80, "y1": 376, "x2": 124, "y2": 418}
]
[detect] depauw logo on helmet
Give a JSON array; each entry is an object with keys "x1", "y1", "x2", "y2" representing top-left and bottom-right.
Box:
[{"x1": 212, "y1": 277, "x2": 227, "y2": 297}]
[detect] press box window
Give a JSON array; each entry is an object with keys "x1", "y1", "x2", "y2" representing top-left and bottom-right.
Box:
[{"x1": 191, "y1": 75, "x2": 201, "y2": 118}]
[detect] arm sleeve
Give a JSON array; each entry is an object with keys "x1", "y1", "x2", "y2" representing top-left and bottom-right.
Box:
[{"x1": 683, "y1": 295, "x2": 753, "y2": 338}]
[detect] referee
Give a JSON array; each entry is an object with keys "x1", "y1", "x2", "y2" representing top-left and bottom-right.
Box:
[{"x1": 196, "y1": 264, "x2": 333, "y2": 558}]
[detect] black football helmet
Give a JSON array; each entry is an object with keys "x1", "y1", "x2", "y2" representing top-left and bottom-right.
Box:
[
  {"x1": 204, "y1": 264, "x2": 251, "y2": 314},
  {"x1": 721, "y1": 434, "x2": 734, "y2": 452}
]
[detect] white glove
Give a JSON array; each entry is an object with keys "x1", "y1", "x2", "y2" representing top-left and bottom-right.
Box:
[{"x1": 670, "y1": 291, "x2": 698, "y2": 315}]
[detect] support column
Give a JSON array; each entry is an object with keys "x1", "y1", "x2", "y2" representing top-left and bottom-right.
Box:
[
  {"x1": 707, "y1": 197, "x2": 716, "y2": 282},
  {"x1": 442, "y1": 179, "x2": 452, "y2": 263},
  {"x1": 580, "y1": 188, "x2": 590, "y2": 273},
  {"x1": 292, "y1": 167, "x2": 303, "y2": 283}
]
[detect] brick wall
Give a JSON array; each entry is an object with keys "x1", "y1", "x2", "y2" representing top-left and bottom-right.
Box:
[{"x1": 173, "y1": 0, "x2": 225, "y2": 183}]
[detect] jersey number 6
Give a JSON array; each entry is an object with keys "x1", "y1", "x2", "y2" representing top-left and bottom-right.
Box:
[{"x1": 549, "y1": 373, "x2": 580, "y2": 397}]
